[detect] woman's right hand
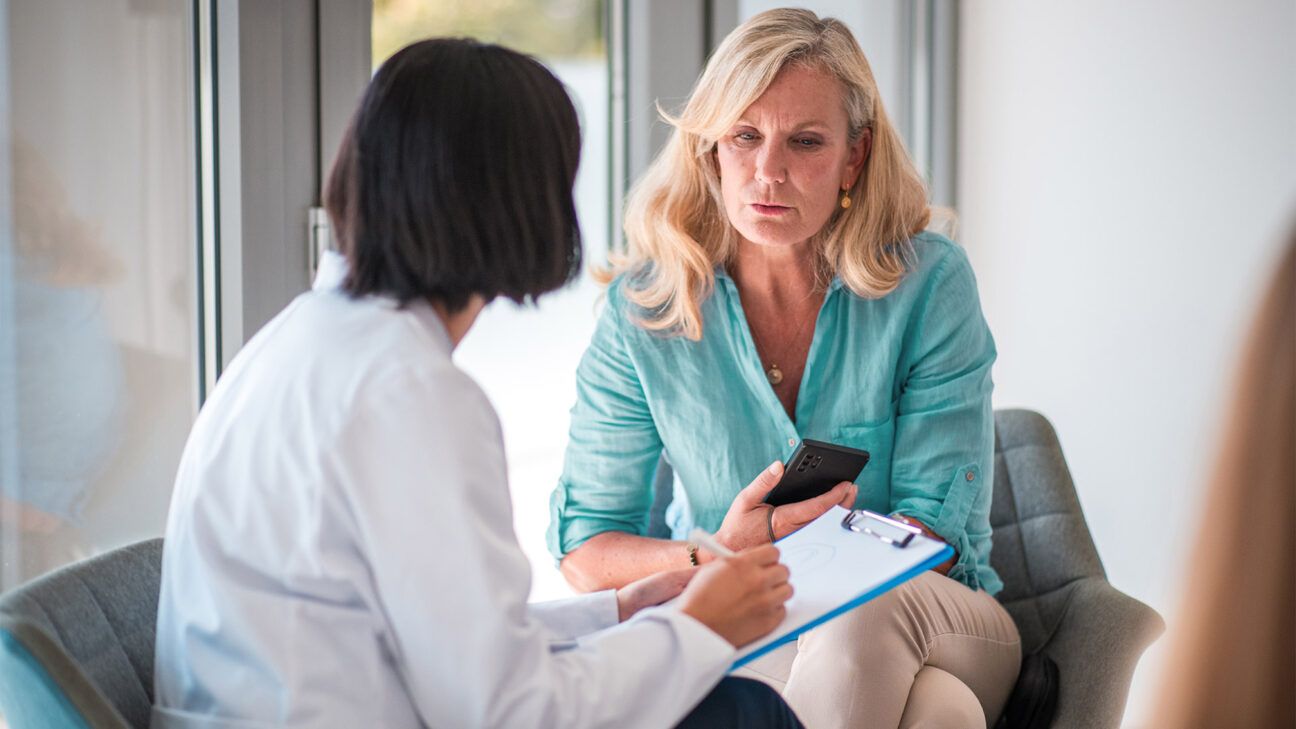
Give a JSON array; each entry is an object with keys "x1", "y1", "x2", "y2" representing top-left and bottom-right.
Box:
[
  {"x1": 712, "y1": 461, "x2": 857, "y2": 553},
  {"x1": 677, "y1": 543, "x2": 792, "y2": 648}
]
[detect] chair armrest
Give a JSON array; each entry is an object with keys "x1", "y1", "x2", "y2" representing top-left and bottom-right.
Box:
[
  {"x1": 1042, "y1": 578, "x2": 1165, "y2": 729},
  {"x1": 0, "y1": 617, "x2": 133, "y2": 729}
]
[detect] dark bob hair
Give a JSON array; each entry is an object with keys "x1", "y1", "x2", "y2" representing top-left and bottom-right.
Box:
[{"x1": 325, "y1": 38, "x2": 582, "y2": 312}]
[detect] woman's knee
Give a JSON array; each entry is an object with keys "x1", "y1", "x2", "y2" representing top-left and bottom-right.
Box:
[{"x1": 899, "y1": 666, "x2": 986, "y2": 729}]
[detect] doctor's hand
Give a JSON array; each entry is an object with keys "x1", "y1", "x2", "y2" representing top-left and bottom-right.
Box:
[
  {"x1": 711, "y1": 461, "x2": 857, "y2": 554},
  {"x1": 616, "y1": 568, "x2": 697, "y2": 622},
  {"x1": 678, "y1": 544, "x2": 792, "y2": 648}
]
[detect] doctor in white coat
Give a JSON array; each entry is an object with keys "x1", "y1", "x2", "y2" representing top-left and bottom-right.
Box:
[{"x1": 151, "y1": 38, "x2": 804, "y2": 729}]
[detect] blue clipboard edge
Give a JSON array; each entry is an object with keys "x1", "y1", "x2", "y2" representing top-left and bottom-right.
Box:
[{"x1": 730, "y1": 542, "x2": 956, "y2": 670}]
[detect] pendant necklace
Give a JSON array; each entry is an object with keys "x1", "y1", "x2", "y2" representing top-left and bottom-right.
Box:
[
  {"x1": 763, "y1": 293, "x2": 820, "y2": 387},
  {"x1": 767, "y1": 363, "x2": 786, "y2": 386}
]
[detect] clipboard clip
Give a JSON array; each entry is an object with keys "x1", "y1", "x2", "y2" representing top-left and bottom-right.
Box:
[{"x1": 840, "y1": 509, "x2": 923, "y2": 548}]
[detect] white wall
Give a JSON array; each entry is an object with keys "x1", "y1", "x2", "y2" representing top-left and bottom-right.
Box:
[{"x1": 958, "y1": 1, "x2": 1296, "y2": 724}]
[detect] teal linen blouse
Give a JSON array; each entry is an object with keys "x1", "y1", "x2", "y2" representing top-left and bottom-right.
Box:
[{"x1": 547, "y1": 232, "x2": 1003, "y2": 595}]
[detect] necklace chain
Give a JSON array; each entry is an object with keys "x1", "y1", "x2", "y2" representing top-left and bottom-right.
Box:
[{"x1": 757, "y1": 289, "x2": 821, "y2": 386}]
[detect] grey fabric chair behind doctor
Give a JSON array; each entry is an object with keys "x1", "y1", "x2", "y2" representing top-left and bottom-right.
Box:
[
  {"x1": 0, "y1": 538, "x2": 163, "y2": 729},
  {"x1": 649, "y1": 408, "x2": 1164, "y2": 728}
]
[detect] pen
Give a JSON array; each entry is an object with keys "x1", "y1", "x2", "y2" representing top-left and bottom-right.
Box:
[{"x1": 689, "y1": 527, "x2": 735, "y2": 558}]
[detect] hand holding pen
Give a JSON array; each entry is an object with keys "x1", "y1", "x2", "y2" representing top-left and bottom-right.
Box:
[{"x1": 675, "y1": 527, "x2": 793, "y2": 648}]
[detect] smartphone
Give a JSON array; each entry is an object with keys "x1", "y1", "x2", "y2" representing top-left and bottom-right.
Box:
[{"x1": 762, "y1": 439, "x2": 870, "y2": 508}]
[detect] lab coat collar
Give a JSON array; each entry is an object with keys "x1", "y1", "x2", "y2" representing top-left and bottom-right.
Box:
[
  {"x1": 312, "y1": 249, "x2": 453, "y2": 352},
  {"x1": 313, "y1": 250, "x2": 349, "y2": 292}
]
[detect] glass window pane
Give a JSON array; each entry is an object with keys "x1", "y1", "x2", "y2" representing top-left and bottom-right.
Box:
[
  {"x1": 371, "y1": 1, "x2": 608, "y2": 601},
  {"x1": 0, "y1": 0, "x2": 198, "y2": 590}
]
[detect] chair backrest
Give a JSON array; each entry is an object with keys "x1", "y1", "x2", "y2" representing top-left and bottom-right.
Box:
[
  {"x1": 989, "y1": 409, "x2": 1107, "y2": 653},
  {"x1": 0, "y1": 538, "x2": 163, "y2": 729}
]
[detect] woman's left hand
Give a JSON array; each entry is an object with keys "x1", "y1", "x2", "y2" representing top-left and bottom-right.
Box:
[{"x1": 615, "y1": 568, "x2": 698, "y2": 622}]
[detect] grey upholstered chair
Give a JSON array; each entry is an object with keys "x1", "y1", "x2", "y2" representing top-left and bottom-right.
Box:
[
  {"x1": 0, "y1": 538, "x2": 163, "y2": 729},
  {"x1": 990, "y1": 409, "x2": 1163, "y2": 728},
  {"x1": 648, "y1": 408, "x2": 1164, "y2": 728}
]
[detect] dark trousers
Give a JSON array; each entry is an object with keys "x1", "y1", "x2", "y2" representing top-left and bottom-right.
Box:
[{"x1": 675, "y1": 677, "x2": 804, "y2": 729}]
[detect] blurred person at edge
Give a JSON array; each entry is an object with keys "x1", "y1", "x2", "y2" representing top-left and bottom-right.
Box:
[
  {"x1": 550, "y1": 9, "x2": 1018, "y2": 729},
  {"x1": 0, "y1": 140, "x2": 126, "y2": 580},
  {"x1": 1155, "y1": 229, "x2": 1294, "y2": 728},
  {"x1": 151, "y1": 38, "x2": 804, "y2": 729}
]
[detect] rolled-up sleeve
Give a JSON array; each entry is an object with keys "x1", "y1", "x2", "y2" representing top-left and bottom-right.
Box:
[
  {"x1": 888, "y1": 247, "x2": 1002, "y2": 594},
  {"x1": 546, "y1": 284, "x2": 663, "y2": 561}
]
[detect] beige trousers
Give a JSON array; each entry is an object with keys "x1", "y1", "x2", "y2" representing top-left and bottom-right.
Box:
[{"x1": 734, "y1": 572, "x2": 1021, "y2": 729}]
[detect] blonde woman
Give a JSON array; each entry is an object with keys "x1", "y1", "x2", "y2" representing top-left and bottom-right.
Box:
[{"x1": 547, "y1": 9, "x2": 1020, "y2": 728}]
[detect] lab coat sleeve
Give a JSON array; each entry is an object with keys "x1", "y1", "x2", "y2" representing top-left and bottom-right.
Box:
[
  {"x1": 329, "y1": 366, "x2": 734, "y2": 729},
  {"x1": 528, "y1": 590, "x2": 620, "y2": 642}
]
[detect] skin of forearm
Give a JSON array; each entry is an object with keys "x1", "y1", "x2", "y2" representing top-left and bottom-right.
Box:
[{"x1": 559, "y1": 531, "x2": 693, "y2": 592}]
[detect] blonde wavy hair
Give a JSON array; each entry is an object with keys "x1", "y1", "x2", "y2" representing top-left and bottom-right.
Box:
[{"x1": 604, "y1": 8, "x2": 931, "y2": 340}]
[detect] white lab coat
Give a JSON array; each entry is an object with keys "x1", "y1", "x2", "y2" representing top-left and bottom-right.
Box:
[{"x1": 152, "y1": 252, "x2": 733, "y2": 728}]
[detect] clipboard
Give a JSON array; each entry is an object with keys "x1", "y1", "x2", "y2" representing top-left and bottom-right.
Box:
[{"x1": 731, "y1": 506, "x2": 954, "y2": 669}]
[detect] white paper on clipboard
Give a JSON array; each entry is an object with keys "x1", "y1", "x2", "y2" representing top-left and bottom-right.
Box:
[{"x1": 732, "y1": 506, "x2": 954, "y2": 669}]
